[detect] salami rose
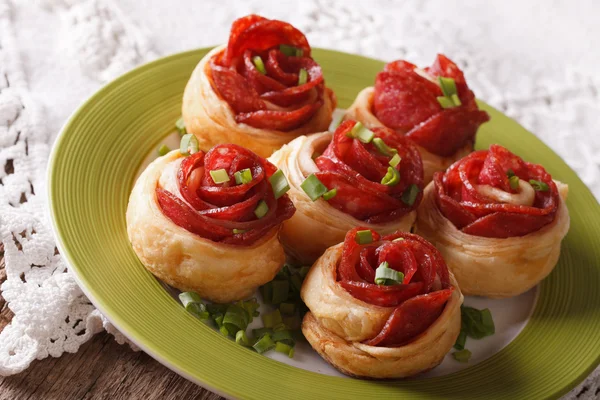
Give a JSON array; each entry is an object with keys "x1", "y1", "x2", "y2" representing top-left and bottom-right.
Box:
[
  {"x1": 270, "y1": 120, "x2": 424, "y2": 264},
  {"x1": 416, "y1": 144, "x2": 570, "y2": 298},
  {"x1": 300, "y1": 228, "x2": 462, "y2": 378}
]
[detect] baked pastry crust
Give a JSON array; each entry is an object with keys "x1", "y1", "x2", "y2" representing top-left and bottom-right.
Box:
[
  {"x1": 182, "y1": 45, "x2": 336, "y2": 158},
  {"x1": 126, "y1": 150, "x2": 285, "y2": 303}
]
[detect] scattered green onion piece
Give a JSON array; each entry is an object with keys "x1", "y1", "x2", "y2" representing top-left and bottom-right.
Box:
[
  {"x1": 234, "y1": 168, "x2": 252, "y2": 185},
  {"x1": 374, "y1": 262, "x2": 405, "y2": 286},
  {"x1": 300, "y1": 173, "x2": 328, "y2": 201},
  {"x1": 389, "y1": 153, "x2": 401, "y2": 168},
  {"x1": 381, "y1": 166, "x2": 401, "y2": 186},
  {"x1": 259, "y1": 281, "x2": 273, "y2": 304},
  {"x1": 233, "y1": 228, "x2": 247, "y2": 235},
  {"x1": 272, "y1": 330, "x2": 295, "y2": 346},
  {"x1": 461, "y1": 305, "x2": 495, "y2": 339},
  {"x1": 275, "y1": 341, "x2": 295, "y2": 358},
  {"x1": 480, "y1": 308, "x2": 495, "y2": 334},
  {"x1": 279, "y1": 44, "x2": 303, "y2": 57},
  {"x1": 179, "y1": 292, "x2": 202, "y2": 307},
  {"x1": 179, "y1": 133, "x2": 199, "y2": 156},
  {"x1": 269, "y1": 169, "x2": 290, "y2": 199},
  {"x1": 279, "y1": 302, "x2": 296, "y2": 316},
  {"x1": 214, "y1": 315, "x2": 224, "y2": 328},
  {"x1": 290, "y1": 274, "x2": 302, "y2": 294},
  {"x1": 158, "y1": 144, "x2": 170, "y2": 156},
  {"x1": 347, "y1": 122, "x2": 374, "y2": 143},
  {"x1": 401, "y1": 184, "x2": 420, "y2": 206},
  {"x1": 223, "y1": 304, "x2": 250, "y2": 334},
  {"x1": 175, "y1": 117, "x2": 186, "y2": 134},
  {"x1": 210, "y1": 169, "x2": 229, "y2": 184},
  {"x1": 253, "y1": 334, "x2": 275, "y2": 354},
  {"x1": 355, "y1": 230, "x2": 373, "y2": 245},
  {"x1": 277, "y1": 264, "x2": 292, "y2": 279},
  {"x1": 506, "y1": 169, "x2": 515, "y2": 178},
  {"x1": 262, "y1": 309, "x2": 283, "y2": 329},
  {"x1": 508, "y1": 175, "x2": 520, "y2": 190},
  {"x1": 529, "y1": 179, "x2": 549, "y2": 191},
  {"x1": 252, "y1": 56, "x2": 266, "y2": 74},
  {"x1": 452, "y1": 349, "x2": 472, "y2": 363},
  {"x1": 236, "y1": 330, "x2": 250, "y2": 346},
  {"x1": 311, "y1": 151, "x2": 321, "y2": 160},
  {"x1": 438, "y1": 76, "x2": 458, "y2": 97},
  {"x1": 392, "y1": 237, "x2": 405, "y2": 242},
  {"x1": 298, "y1": 68, "x2": 308, "y2": 85},
  {"x1": 437, "y1": 96, "x2": 455, "y2": 109},
  {"x1": 252, "y1": 328, "x2": 273, "y2": 340},
  {"x1": 219, "y1": 325, "x2": 230, "y2": 336},
  {"x1": 178, "y1": 292, "x2": 210, "y2": 320},
  {"x1": 322, "y1": 188, "x2": 337, "y2": 200},
  {"x1": 270, "y1": 280, "x2": 290, "y2": 305},
  {"x1": 454, "y1": 330, "x2": 467, "y2": 350},
  {"x1": 206, "y1": 303, "x2": 228, "y2": 316},
  {"x1": 254, "y1": 200, "x2": 269, "y2": 219},
  {"x1": 273, "y1": 322, "x2": 288, "y2": 332},
  {"x1": 372, "y1": 137, "x2": 398, "y2": 157},
  {"x1": 451, "y1": 94, "x2": 462, "y2": 106},
  {"x1": 282, "y1": 315, "x2": 301, "y2": 331},
  {"x1": 238, "y1": 299, "x2": 260, "y2": 320}
]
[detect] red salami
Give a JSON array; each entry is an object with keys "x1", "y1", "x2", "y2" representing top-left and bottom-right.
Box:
[
  {"x1": 314, "y1": 120, "x2": 424, "y2": 223},
  {"x1": 209, "y1": 15, "x2": 327, "y2": 131},
  {"x1": 338, "y1": 228, "x2": 454, "y2": 347},
  {"x1": 373, "y1": 55, "x2": 490, "y2": 157},
  {"x1": 156, "y1": 144, "x2": 295, "y2": 245},
  {"x1": 434, "y1": 144, "x2": 560, "y2": 238}
]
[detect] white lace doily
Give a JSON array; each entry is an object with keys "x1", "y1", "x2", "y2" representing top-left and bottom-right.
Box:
[{"x1": 1, "y1": 0, "x2": 598, "y2": 397}]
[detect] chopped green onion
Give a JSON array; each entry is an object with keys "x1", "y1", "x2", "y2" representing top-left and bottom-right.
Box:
[
  {"x1": 179, "y1": 291, "x2": 202, "y2": 307},
  {"x1": 236, "y1": 330, "x2": 250, "y2": 346},
  {"x1": 262, "y1": 309, "x2": 283, "y2": 329},
  {"x1": 437, "y1": 96, "x2": 455, "y2": 109},
  {"x1": 322, "y1": 188, "x2": 337, "y2": 200},
  {"x1": 508, "y1": 175, "x2": 520, "y2": 190},
  {"x1": 219, "y1": 325, "x2": 230, "y2": 336},
  {"x1": 451, "y1": 94, "x2": 462, "y2": 106},
  {"x1": 298, "y1": 68, "x2": 308, "y2": 85},
  {"x1": 179, "y1": 133, "x2": 199, "y2": 156},
  {"x1": 389, "y1": 153, "x2": 402, "y2": 168},
  {"x1": 529, "y1": 179, "x2": 549, "y2": 192},
  {"x1": 507, "y1": 169, "x2": 515, "y2": 178},
  {"x1": 275, "y1": 341, "x2": 295, "y2": 358},
  {"x1": 233, "y1": 228, "x2": 247, "y2": 235},
  {"x1": 355, "y1": 230, "x2": 373, "y2": 245},
  {"x1": 252, "y1": 56, "x2": 266, "y2": 74},
  {"x1": 252, "y1": 327, "x2": 273, "y2": 340},
  {"x1": 237, "y1": 299, "x2": 260, "y2": 319},
  {"x1": 175, "y1": 117, "x2": 186, "y2": 134},
  {"x1": 454, "y1": 330, "x2": 467, "y2": 350},
  {"x1": 480, "y1": 308, "x2": 495, "y2": 334},
  {"x1": 272, "y1": 330, "x2": 294, "y2": 346},
  {"x1": 452, "y1": 349, "x2": 472, "y2": 363},
  {"x1": 214, "y1": 315, "x2": 224, "y2": 328},
  {"x1": 290, "y1": 274, "x2": 302, "y2": 294},
  {"x1": 461, "y1": 305, "x2": 495, "y2": 339},
  {"x1": 179, "y1": 292, "x2": 210, "y2": 320},
  {"x1": 279, "y1": 44, "x2": 303, "y2": 57},
  {"x1": 381, "y1": 166, "x2": 400, "y2": 186},
  {"x1": 401, "y1": 184, "x2": 420, "y2": 206},
  {"x1": 206, "y1": 303, "x2": 228, "y2": 316},
  {"x1": 269, "y1": 169, "x2": 290, "y2": 199},
  {"x1": 300, "y1": 173, "x2": 328, "y2": 201},
  {"x1": 374, "y1": 262, "x2": 405, "y2": 286},
  {"x1": 158, "y1": 144, "x2": 170, "y2": 156},
  {"x1": 234, "y1": 168, "x2": 252, "y2": 185},
  {"x1": 279, "y1": 302, "x2": 296, "y2": 316},
  {"x1": 392, "y1": 237, "x2": 405, "y2": 242},
  {"x1": 210, "y1": 169, "x2": 229, "y2": 184},
  {"x1": 372, "y1": 137, "x2": 398, "y2": 157},
  {"x1": 438, "y1": 76, "x2": 458, "y2": 97},
  {"x1": 282, "y1": 315, "x2": 301, "y2": 331},
  {"x1": 253, "y1": 334, "x2": 275, "y2": 354},
  {"x1": 347, "y1": 122, "x2": 374, "y2": 143},
  {"x1": 271, "y1": 280, "x2": 290, "y2": 304},
  {"x1": 223, "y1": 304, "x2": 250, "y2": 334},
  {"x1": 254, "y1": 200, "x2": 269, "y2": 219}
]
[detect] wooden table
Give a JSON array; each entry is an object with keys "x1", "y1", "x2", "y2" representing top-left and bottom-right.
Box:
[{"x1": 0, "y1": 248, "x2": 223, "y2": 400}]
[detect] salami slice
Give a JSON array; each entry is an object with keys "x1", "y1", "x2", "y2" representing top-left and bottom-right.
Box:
[
  {"x1": 337, "y1": 228, "x2": 454, "y2": 346},
  {"x1": 434, "y1": 144, "x2": 560, "y2": 238},
  {"x1": 313, "y1": 120, "x2": 424, "y2": 223},
  {"x1": 373, "y1": 54, "x2": 489, "y2": 156},
  {"x1": 209, "y1": 15, "x2": 326, "y2": 131},
  {"x1": 157, "y1": 144, "x2": 295, "y2": 246}
]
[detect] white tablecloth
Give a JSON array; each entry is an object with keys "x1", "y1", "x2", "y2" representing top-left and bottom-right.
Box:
[{"x1": 0, "y1": 0, "x2": 598, "y2": 397}]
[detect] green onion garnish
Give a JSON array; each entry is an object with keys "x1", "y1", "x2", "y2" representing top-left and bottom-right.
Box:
[
  {"x1": 529, "y1": 179, "x2": 549, "y2": 191},
  {"x1": 452, "y1": 349, "x2": 472, "y2": 363},
  {"x1": 454, "y1": 331, "x2": 467, "y2": 350},
  {"x1": 381, "y1": 166, "x2": 400, "y2": 186},
  {"x1": 269, "y1": 169, "x2": 290, "y2": 199},
  {"x1": 252, "y1": 56, "x2": 266, "y2": 74},
  {"x1": 253, "y1": 334, "x2": 275, "y2": 354},
  {"x1": 347, "y1": 122, "x2": 374, "y2": 143},
  {"x1": 508, "y1": 175, "x2": 520, "y2": 190},
  {"x1": 506, "y1": 169, "x2": 515, "y2": 178},
  {"x1": 175, "y1": 117, "x2": 186, "y2": 134},
  {"x1": 219, "y1": 325, "x2": 230, "y2": 336},
  {"x1": 437, "y1": 96, "x2": 455, "y2": 109},
  {"x1": 236, "y1": 330, "x2": 250, "y2": 346},
  {"x1": 401, "y1": 184, "x2": 420, "y2": 206},
  {"x1": 178, "y1": 292, "x2": 210, "y2": 320},
  {"x1": 270, "y1": 280, "x2": 290, "y2": 305},
  {"x1": 374, "y1": 262, "x2": 405, "y2": 286},
  {"x1": 300, "y1": 173, "x2": 328, "y2": 201},
  {"x1": 233, "y1": 228, "x2": 247, "y2": 235},
  {"x1": 279, "y1": 44, "x2": 303, "y2": 57},
  {"x1": 272, "y1": 329, "x2": 294, "y2": 346},
  {"x1": 252, "y1": 327, "x2": 273, "y2": 340},
  {"x1": 279, "y1": 302, "x2": 295, "y2": 316},
  {"x1": 451, "y1": 94, "x2": 462, "y2": 106},
  {"x1": 262, "y1": 309, "x2": 283, "y2": 329},
  {"x1": 436, "y1": 77, "x2": 461, "y2": 108},
  {"x1": 461, "y1": 305, "x2": 496, "y2": 339},
  {"x1": 392, "y1": 237, "x2": 404, "y2": 242},
  {"x1": 158, "y1": 144, "x2": 170, "y2": 156},
  {"x1": 275, "y1": 342, "x2": 295, "y2": 358},
  {"x1": 372, "y1": 138, "x2": 398, "y2": 157},
  {"x1": 179, "y1": 133, "x2": 199, "y2": 156},
  {"x1": 322, "y1": 188, "x2": 337, "y2": 200},
  {"x1": 355, "y1": 230, "x2": 373, "y2": 245},
  {"x1": 298, "y1": 68, "x2": 308, "y2": 85},
  {"x1": 234, "y1": 168, "x2": 252, "y2": 185},
  {"x1": 254, "y1": 200, "x2": 269, "y2": 219},
  {"x1": 210, "y1": 169, "x2": 229, "y2": 184},
  {"x1": 223, "y1": 304, "x2": 250, "y2": 334},
  {"x1": 389, "y1": 153, "x2": 401, "y2": 168}
]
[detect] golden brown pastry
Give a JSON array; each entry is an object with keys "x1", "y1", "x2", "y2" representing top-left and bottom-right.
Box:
[
  {"x1": 301, "y1": 228, "x2": 463, "y2": 378},
  {"x1": 345, "y1": 55, "x2": 489, "y2": 183},
  {"x1": 416, "y1": 144, "x2": 570, "y2": 298},
  {"x1": 126, "y1": 144, "x2": 295, "y2": 303},
  {"x1": 182, "y1": 15, "x2": 336, "y2": 158},
  {"x1": 270, "y1": 120, "x2": 424, "y2": 264}
]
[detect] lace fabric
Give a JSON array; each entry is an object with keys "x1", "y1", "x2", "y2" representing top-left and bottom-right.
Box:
[{"x1": 0, "y1": 0, "x2": 598, "y2": 397}]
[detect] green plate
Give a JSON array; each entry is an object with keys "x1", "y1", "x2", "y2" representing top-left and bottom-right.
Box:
[{"x1": 48, "y1": 48, "x2": 600, "y2": 399}]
